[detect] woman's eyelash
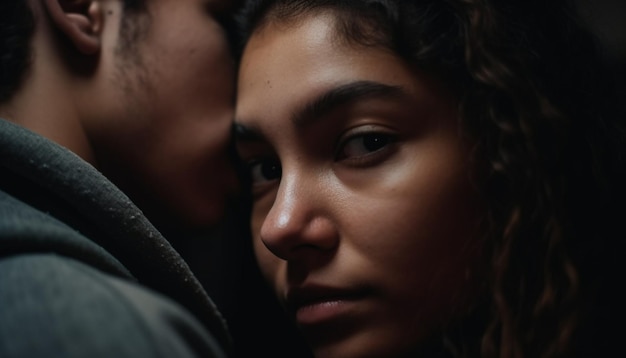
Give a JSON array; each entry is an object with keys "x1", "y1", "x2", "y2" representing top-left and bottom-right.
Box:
[
  {"x1": 335, "y1": 132, "x2": 397, "y2": 163},
  {"x1": 247, "y1": 157, "x2": 282, "y2": 185},
  {"x1": 241, "y1": 130, "x2": 397, "y2": 188}
]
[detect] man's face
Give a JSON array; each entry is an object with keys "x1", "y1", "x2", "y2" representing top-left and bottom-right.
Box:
[{"x1": 85, "y1": 0, "x2": 239, "y2": 230}]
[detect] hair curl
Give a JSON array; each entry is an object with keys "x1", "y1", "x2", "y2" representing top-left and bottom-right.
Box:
[{"x1": 237, "y1": 1, "x2": 626, "y2": 357}]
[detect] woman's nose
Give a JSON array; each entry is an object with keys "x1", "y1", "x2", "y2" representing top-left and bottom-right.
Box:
[{"x1": 259, "y1": 173, "x2": 338, "y2": 261}]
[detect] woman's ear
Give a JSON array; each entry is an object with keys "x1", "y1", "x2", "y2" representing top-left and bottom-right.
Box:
[{"x1": 42, "y1": 0, "x2": 103, "y2": 55}]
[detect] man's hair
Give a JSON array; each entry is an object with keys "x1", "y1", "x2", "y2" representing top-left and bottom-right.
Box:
[
  {"x1": 238, "y1": 1, "x2": 626, "y2": 357},
  {"x1": 0, "y1": 0, "x2": 147, "y2": 104},
  {"x1": 0, "y1": 1, "x2": 35, "y2": 103},
  {"x1": 118, "y1": 0, "x2": 150, "y2": 56}
]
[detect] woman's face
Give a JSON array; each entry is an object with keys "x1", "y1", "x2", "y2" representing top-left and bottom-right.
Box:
[{"x1": 235, "y1": 13, "x2": 485, "y2": 358}]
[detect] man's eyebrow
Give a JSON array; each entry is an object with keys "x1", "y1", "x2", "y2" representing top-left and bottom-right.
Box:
[{"x1": 293, "y1": 80, "x2": 407, "y2": 127}]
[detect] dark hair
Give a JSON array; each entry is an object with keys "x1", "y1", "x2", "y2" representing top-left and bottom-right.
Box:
[
  {"x1": 0, "y1": 0, "x2": 147, "y2": 104},
  {"x1": 237, "y1": 1, "x2": 626, "y2": 357},
  {"x1": 0, "y1": 1, "x2": 35, "y2": 103}
]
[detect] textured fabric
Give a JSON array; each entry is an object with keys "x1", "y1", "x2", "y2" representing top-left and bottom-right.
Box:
[{"x1": 0, "y1": 118, "x2": 231, "y2": 357}]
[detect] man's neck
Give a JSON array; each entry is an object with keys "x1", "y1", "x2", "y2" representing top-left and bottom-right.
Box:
[{"x1": 0, "y1": 85, "x2": 96, "y2": 166}]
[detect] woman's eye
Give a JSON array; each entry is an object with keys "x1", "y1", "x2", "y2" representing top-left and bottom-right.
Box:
[
  {"x1": 337, "y1": 132, "x2": 394, "y2": 161},
  {"x1": 248, "y1": 158, "x2": 282, "y2": 185}
]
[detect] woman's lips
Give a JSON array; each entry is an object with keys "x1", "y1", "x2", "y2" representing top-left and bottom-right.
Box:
[
  {"x1": 286, "y1": 285, "x2": 369, "y2": 326},
  {"x1": 295, "y1": 298, "x2": 358, "y2": 325}
]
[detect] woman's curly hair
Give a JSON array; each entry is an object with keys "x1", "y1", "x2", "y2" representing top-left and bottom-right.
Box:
[
  {"x1": 448, "y1": 1, "x2": 623, "y2": 357},
  {"x1": 238, "y1": 0, "x2": 626, "y2": 357}
]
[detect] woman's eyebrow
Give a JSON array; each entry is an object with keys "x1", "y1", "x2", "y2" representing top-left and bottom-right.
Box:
[
  {"x1": 292, "y1": 80, "x2": 408, "y2": 127},
  {"x1": 233, "y1": 80, "x2": 408, "y2": 142},
  {"x1": 232, "y1": 122, "x2": 262, "y2": 142}
]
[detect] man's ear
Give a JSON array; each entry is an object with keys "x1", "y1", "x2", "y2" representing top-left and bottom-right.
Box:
[{"x1": 43, "y1": 0, "x2": 103, "y2": 55}]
